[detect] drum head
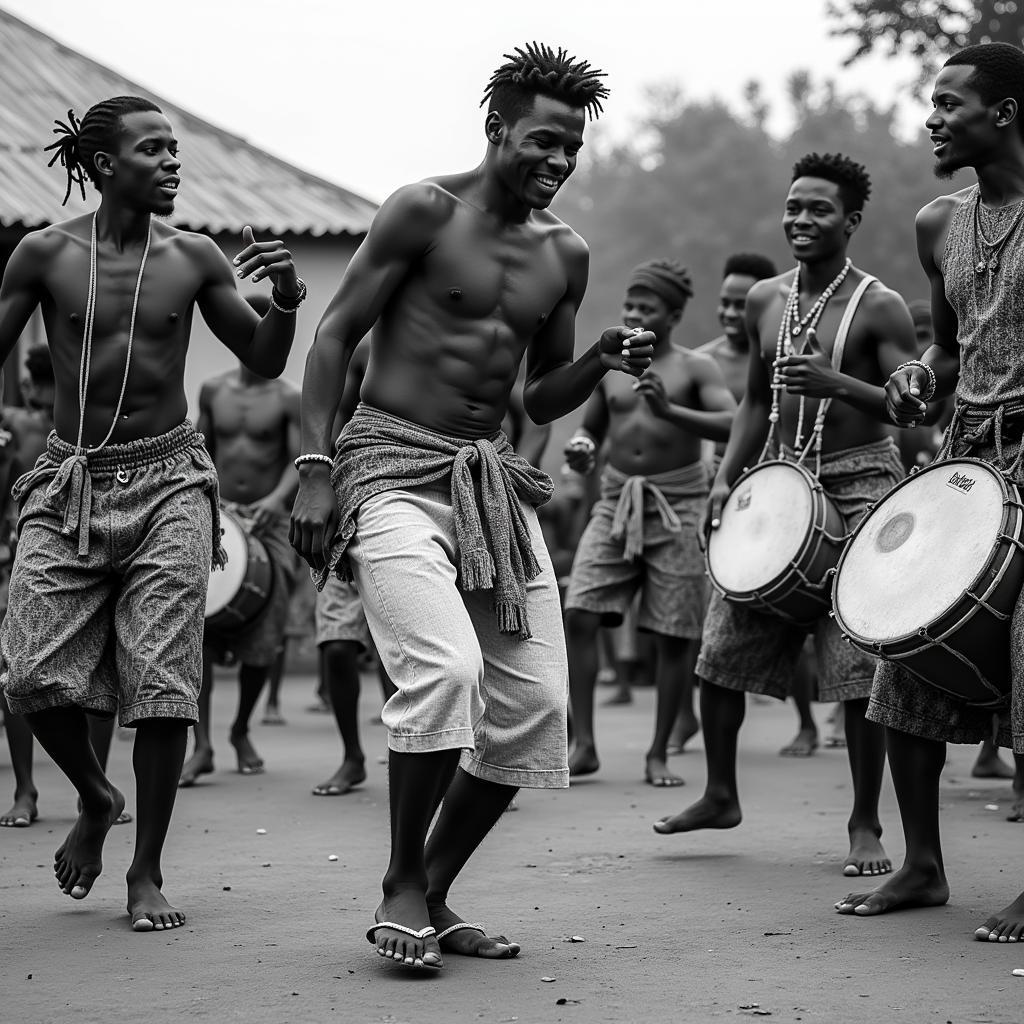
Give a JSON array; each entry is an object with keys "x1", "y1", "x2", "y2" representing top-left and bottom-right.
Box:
[
  {"x1": 205, "y1": 510, "x2": 249, "y2": 617},
  {"x1": 708, "y1": 462, "x2": 814, "y2": 594},
  {"x1": 835, "y1": 460, "x2": 1007, "y2": 642}
]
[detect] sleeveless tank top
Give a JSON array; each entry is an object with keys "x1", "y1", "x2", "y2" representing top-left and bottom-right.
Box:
[{"x1": 942, "y1": 185, "x2": 1024, "y2": 406}]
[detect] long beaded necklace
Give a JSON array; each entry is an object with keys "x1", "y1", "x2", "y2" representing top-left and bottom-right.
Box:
[
  {"x1": 763, "y1": 257, "x2": 852, "y2": 460},
  {"x1": 75, "y1": 212, "x2": 152, "y2": 454},
  {"x1": 973, "y1": 188, "x2": 1024, "y2": 295}
]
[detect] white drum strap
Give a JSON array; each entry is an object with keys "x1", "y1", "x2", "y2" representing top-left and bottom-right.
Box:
[{"x1": 799, "y1": 275, "x2": 877, "y2": 473}]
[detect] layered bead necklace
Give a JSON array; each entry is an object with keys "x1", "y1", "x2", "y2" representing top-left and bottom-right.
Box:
[{"x1": 764, "y1": 257, "x2": 852, "y2": 459}]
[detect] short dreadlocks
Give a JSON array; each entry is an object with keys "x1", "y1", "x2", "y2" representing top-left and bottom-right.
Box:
[
  {"x1": 791, "y1": 152, "x2": 872, "y2": 213},
  {"x1": 481, "y1": 42, "x2": 609, "y2": 127}
]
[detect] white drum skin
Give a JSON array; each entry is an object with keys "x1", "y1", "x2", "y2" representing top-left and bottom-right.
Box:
[{"x1": 205, "y1": 507, "x2": 273, "y2": 632}]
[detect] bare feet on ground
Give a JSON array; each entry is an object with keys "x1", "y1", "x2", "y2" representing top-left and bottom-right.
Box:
[
  {"x1": 568, "y1": 744, "x2": 599, "y2": 777},
  {"x1": 834, "y1": 864, "x2": 949, "y2": 916},
  {"x1": 54, "y1": 785, "x2": 125, "y2": 899},
  {"x1": 842, "y1": 825, "x2": 891, "y2": 877},
  {"x1": 653, "y1": 794, "x2": 741, "y2": 834},
  {"x1": 974, "y1": 890, "x2": 1024, "y2": 942},
  {"x1": 667, "y1": 713, "x2": 701, "y2": 755},
  {"x1": 178, "y1": 748, "x2": 214, "y2": 787},
  {"x1": 0, "y1": 789, "x2": 38, "y2": 827},
  {"x1": 127, "y1": 873, "x2": 185, "y2": 931},
  {"x1": 1009, "y1": 780, "x2": 1024, "y2": 823},
  {"x1": 261, "y1": 706, "x2": 287, "y2": 726},
  {"x1": 230, "y1": 731, "x2": 264, "y2": 775},
  {"x1": 427, "y1": 900, "x2": 520, "y2": 958},
  {"x1": 77, "y1": 795, "x2": 132, "y2": 825},
  {"x1": 312, "y1": 759, "x2": 367, "y2": 796},
  {"x1": 644, "y1": 755, "x2": 684, "y2": 787},
  {"x1": 971, "y1": 749, "x2": 1016, "y2": 780},
  {"x1": 780, "y1": 726, "x2": 819, "y2": 757},
  {"x1": 369, "y1": 887, "x2": 443, "y2": 970}
]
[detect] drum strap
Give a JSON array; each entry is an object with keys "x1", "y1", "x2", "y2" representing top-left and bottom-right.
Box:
[{"x1": 798, "y1": 274, "x2": 877, "y2": 474}]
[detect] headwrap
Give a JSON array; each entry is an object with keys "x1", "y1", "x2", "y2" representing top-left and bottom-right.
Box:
[{"x1": 628, "y1": 258, "x2": 694, "y2": 310}]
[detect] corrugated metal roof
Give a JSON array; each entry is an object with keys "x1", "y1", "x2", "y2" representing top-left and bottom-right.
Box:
[{"x1": 0, "y1": 8, "x2": 378, "y2": 236}]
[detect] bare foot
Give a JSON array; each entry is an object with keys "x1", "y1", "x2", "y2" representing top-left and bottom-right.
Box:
[
  {"x1": 369, "y1": 887, "x2": 443, "y2": 970},
  {"x1": 834, "y1": 864, "x2": 949, "y2": 916},
  {"x1": 127, "y1": 873, "x2": 185, "y2": 931},
  {"x1": 568, "y1": 744, "x2": 599, "y2": 777},
  {"x1": 229, "y1": 731, "x2": 264, "y2": 775},
  {"x1": 667, "y1": 714, "x2": 701, "y2": 755},
  {"x1": 842, "y1": 825, "x2": 892, "y2": 877},
  {"x1": 0, "y1": 789, "x2": 38, "y2": 827},
  {"x1": 972, "y1": 750, "x2": 1016, "y2": 780},
  {"x1": 54, "y1": 785, "x2": 125, "y2": 899},
  {"x1": 261, "y1": 706, "x2": 287, "y2": 726},
  {"x1": 644, "y1": 755, "x2": 684, "y2": 787},
  {"x1": 975, "y1": 890, "x2": 1024, "y2": 942},
  {"x1": 428, "y1": 901, "x2": 520, "y2": 959},
  {"x1": 77, "y1": 796, "x2": 132, "y2": 826},
  {"x1": 653, "y1": 794, "x2": 741, "y2": 835},
  {"x1": 601, "y1": 687, "x2": 633, "y2": 706},
  {"x1": 312, "y1": 759, "x2": 367, "y2": 796},
  {"x1": 178, "y1": 748, "x2": 214, "y2": 788},
  {"x1": 780, "y1": 726, "x2": 819, "y2": 757},
  {"x1": 1009, "y1": 781, "x2": 1024, "y2": 823}
]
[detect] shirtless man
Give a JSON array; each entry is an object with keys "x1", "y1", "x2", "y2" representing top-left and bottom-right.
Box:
[
  {"x1": 563, "y1": 259, "x2": 735, "y2": 785},
  {"x1": 654, "y1": 153, "x2": 919, "y2": 881},
  {"x1": 0, "y1": 96, "x2": 300, "y2": 930},
  {"x1": 290, "y1": 44, "x2": 654, "y2": 971},
  {"x1": 838, "y1": 42, "x2": 1024, "y2": 939},
  {"x1": 179, "y1": 295, "x2": 300, "y2": 785}
]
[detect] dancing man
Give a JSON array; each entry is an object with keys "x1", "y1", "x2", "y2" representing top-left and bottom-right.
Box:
[
  {"x1": 838, "y1": 42, "x2": 1024, "y2": 941},
  {"x1": 563, "y1": 258, "x2": 735, "y2": 784},
  {"x1": 290, "y1": 44, "x2": 654, "y2": 971},
  {"x1": 0, "y1": 96, "x2": 301, "y2": 930},
  {"x1": 654, "y1": 153, "x2": 919, "y2": 880}
]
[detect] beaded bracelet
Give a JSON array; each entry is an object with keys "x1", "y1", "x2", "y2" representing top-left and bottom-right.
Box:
[
  {"x1": 294, "y1": 452, "x2": 333, "y2": 470},
  {"x1": 895, "y1": 359, "x2": 937, "y2": 402},
  {"x1": 567, "y1": 434, "x2": 596, "y2": 453},
  {"x1": 271, "y1": 277, "x2": 307, "y2": 314}
]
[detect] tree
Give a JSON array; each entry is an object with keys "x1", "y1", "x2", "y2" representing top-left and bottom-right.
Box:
[{"x1": 827, "y1": 0, "x2": 1024, "y2": 83}]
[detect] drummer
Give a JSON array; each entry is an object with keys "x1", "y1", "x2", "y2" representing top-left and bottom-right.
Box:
[
  {"x1": 563, "y1": 258, "x2": 735, "y2": 785},
  {"x1": 654, "y1": 153, "x2": 919, "y2": 881},
  {"x1": 839, "y1": 42, "x2": 1024, "y2": 940},
  {"x1": 179, "y1": 294, "x2": 301, "y2": 786}
]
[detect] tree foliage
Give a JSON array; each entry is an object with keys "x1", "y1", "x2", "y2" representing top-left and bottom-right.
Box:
[{"x1": 826, "y1": 0, "x2": 1024, "y2": 82}]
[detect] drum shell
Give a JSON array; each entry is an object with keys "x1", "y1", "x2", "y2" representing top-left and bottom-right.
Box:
[
  {"x1": 833, "y1": 459, "x2": 1023, "y2": 705},
  {"x1": 706, "y1": 460, "x2": 846, "y2": 626},
  {"x1": 205, "y1": 509, "x2": 274, "y2": 633}
]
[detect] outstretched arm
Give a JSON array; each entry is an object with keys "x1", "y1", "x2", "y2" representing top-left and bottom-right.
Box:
[
  {"x1": 523, "y1": 236, "x2": 655, "y2": 424},
  {"x1": 195, "y1": 228, "x2": 301, "y2": 379}
]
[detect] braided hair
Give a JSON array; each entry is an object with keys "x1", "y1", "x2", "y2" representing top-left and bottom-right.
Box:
[
  {"x1": 791, "y1": 152, "x2": 872, "y2": 214},
  {"x1": 44, "y1": 96, "x2": 162, "y2": 206},
  {"x1": 481, "y1": 42, "x2": 609, "y2": 126}
]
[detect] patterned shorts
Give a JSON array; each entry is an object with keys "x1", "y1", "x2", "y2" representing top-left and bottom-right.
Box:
[
  {"x1": 697, "y1": 439, "x2": 905, "y2": 703},
  {"x1": 564, "y1": 491, "x2": 708, "y2": 639},
  {"x1": 0, "y1": 424, "x2": 219, "y2": 726},
  {"x1": 315, "y1": 574, "x2": 371, "y2": 649},
  {"x1": 204, "y1": 505, "x2": 297, "y2": 668}
]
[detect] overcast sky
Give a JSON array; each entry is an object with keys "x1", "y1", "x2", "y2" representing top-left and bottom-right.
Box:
[{"x1": 5, "y1": 0, "x2": 926, "y2": 203}]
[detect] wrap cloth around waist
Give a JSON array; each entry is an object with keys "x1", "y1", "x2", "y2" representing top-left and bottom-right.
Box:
[
  {"x1": 600, "y1": 461, "x2": 709, "y2": 562},
  {"x1": 11, "y1": 422, "x2": 226, "y2": 568},
  {"x1": 939, "y1": 399, "x2": 1024, "y2": 481},
  {"x1": 779, "y1": 436, "x2": 902, "y2": 482},
  {"x1": 319, "y1": 404, "x2": 553, "y2": 639}
]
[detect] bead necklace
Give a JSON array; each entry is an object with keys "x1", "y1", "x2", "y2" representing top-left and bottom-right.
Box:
[
  {"x1": 973, "y1": 189, "x2": 1024, "y2": 294},
  {"x1": 764, "y1": 257, "x2": 852, "y2": 459},
  {"x1": 76, "y1": 212, "x2": 152, "y2": 454}
]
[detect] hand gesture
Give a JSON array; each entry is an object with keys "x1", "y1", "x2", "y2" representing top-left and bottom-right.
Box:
[
  {"x1": 289, "y1": 468, "x2": 339, "y2": 573},
  {"x1": 633, "y1": 371, "x2": 671, "y2": 418},
  {"x1": 774, "y1": 330, "x2": 836, "y2": 398},
  {"x1": 563, "y1": 435, "x2": 597, "y2": 475},
  {"x1": 699, "y1": 477, "x2": 732, "y2": 553},
  {"x1": 599, "y1": 327, "x2": 655, "y2": 378},
  {"x1": 248, "y1": 492, "x2": 289, "y2": 531},
  {"x1": 885, "y1": 363, "x2": 929, "y2": 428},
  {"x1": 233, "y1": 225, "x2": 299, "y2": 296}
]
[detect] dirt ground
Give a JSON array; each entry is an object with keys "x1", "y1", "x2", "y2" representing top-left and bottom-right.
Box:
[{"x1": 1, "y1": 675, "x2": 1022, "y2": 1024}]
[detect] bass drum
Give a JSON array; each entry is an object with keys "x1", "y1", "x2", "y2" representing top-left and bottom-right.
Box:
[
  {"x1": 205, "y1": 507, "x2": 273, "y2": 632},
  {"x1": 833, "y1": 458, "x2": 1024, "y2": 705},
  {"x1": 706, "y1": 459, "x2": 846, "y2": 625}
]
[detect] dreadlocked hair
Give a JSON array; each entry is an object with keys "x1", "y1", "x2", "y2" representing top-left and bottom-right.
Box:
[
  {"x1": 791, "y1": 152, "x2": 872, "y2": 213},
  {"x1": 945, "y1": 43, "x2": 1024, "y2": 136},
  {"x1": 480, "y1": 42, "x2": 609, "y2": 125},
  {"x1": 44, "y1": 96, "x2": 162, "y2": 206}
]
